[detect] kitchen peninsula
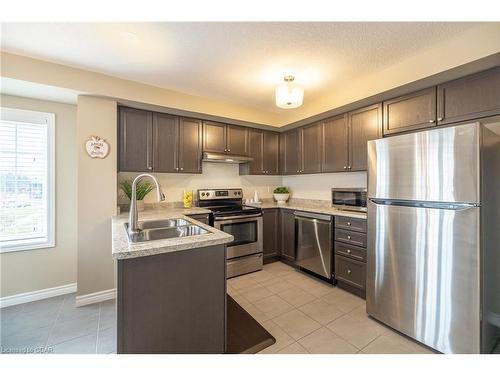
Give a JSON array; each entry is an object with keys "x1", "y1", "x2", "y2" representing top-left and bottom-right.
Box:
[{"x1": 111, "y1": 208, "x2": 233, "y2": 354}]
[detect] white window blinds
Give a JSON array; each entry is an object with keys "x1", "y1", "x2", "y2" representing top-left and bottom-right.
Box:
[{"x1": 0, "y1": 107, "x2": 55, "y2": 252}]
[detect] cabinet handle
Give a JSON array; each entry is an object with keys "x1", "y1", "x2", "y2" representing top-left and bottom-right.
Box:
[
  {"x1": 347, "y1": 269, "x2": 352, "y2": 275},
  {"x1": 429, "y1": 119, "x2": 435, "y2": 123},
  {"x1": 347, "y1": 235, "x2": 351, "y2": 240},
  {"x1": 343, "y1": 166, "x2": 347, "y2": 169},
  {"x1": 224, "y1": 148, "x2": 227, "y2": 152},
  {"x1": 348, "y1": 166, "x2": 351, "y2": 170},
  {"x1": 175, "y1": 167, "x2": 179, "y2": 171},
  {"x1": 437, "y1": 117, "x2": 443, "y2": 121},
  {"x1": 227, "y1": 148, "x2": 231, "y2": 152},
  {"x1": 147, "y1": 166, "x2": 153, "y2": 170},
  {"x1": 347, "y1": 249, "x2": 352, "y2": 254},
  {"x1": 347, "y1": 222, "x2": 351, "y2": 226},
  {"x1": 180, "y1": 167, "x2": 184, "y2": 171}
]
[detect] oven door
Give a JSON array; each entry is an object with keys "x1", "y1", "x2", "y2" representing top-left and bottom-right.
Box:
[{"x1": 214, "y1": 214, "x2": 263, "y2": 259}]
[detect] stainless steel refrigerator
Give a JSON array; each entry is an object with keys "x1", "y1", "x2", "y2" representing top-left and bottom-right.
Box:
[{"x1": 366, "y1": 120, "x2": 500, "y2": 354}]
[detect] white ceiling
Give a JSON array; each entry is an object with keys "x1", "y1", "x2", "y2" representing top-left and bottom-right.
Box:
[{"x1": 0, "y1": 22, "x2": 484, "y2": 113}]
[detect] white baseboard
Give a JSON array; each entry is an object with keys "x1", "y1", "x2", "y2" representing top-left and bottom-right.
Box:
[
  {"x1": 75, "y1": 288, "x2": 116, "y2": 307},
  {"x1": 0, "y1": 283, "x2": 77, "y2": 308}
]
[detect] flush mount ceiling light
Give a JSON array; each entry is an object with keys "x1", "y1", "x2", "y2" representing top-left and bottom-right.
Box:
[{"x1": 275, "y1": 75, "x2": 304, "y2": 109}]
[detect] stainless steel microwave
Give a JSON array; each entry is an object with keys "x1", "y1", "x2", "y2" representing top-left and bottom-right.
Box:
[{"x1": 331, "y1": 188, "x2": 367, "y2": 212}]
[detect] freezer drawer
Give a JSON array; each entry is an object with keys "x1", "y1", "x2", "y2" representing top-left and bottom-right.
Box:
[{"x1": 366, "y1": 199, "x2": 481, "y2": 353}]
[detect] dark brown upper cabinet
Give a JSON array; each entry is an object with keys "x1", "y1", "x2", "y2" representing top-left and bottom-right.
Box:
[
  {"x1": 281, "y1": 129, "x2": 300, "y2": 175},
  {"x1": 202, "y1": 121, "x2": 226, "y2": 153},
  {"x1": 383, "y1": 87, "x2": 437, "y2": 136},
  {"x1": 348, "y1": 103, "x2": 382, "y2": 171},
  {"x1": 263, "y1": 131, "x2": 280, "y2": 175},
  {"x1": 322, "y1": 114, "x2": 348, "y2": 173},
  {"x1": 244, "y1": 129, "x2": 263, "y2": 175},
  {"x1": 203, "y1": 121, "x2": 248, "y2": 156},
  {"x1": 226, "y1": 125, "x2": 249, "y2": 156},
  {"x1": 118, "y1": 107, "x2": 202, "y2": 174},
  {"x1": 152, "y1": 112, "x2": 179, "y2": 173},
  {"x1": 241, "y1": 130, "x2": 279, "y2": 175},
  {"x1": 437, "y1": 67, "x2": 500, "y2": 125},
  {"x1": 119, "y1": 107, "x2": 153, "y2": 172},
  {"x1": 177, "y1": 117, "x2": 203, "y2": 173},
  {"x1": 300, "y1": 122, "x2": 322, "y2": 173}
]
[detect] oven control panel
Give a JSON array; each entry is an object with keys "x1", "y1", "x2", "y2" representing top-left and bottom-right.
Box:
[{"x1": 198, "y1": 189, "x2": 243, "y2": 200}]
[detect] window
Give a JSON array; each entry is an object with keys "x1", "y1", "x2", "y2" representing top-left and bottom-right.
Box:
[{"x1": 0, "y1": 107, "x2": 55, "y2": 252}]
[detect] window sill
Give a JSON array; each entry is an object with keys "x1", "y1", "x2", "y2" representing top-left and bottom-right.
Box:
[{"x1": 0, "y1": 240, "x2": 55, "y2": 253}]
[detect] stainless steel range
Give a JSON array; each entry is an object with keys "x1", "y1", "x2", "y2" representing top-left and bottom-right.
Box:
[{"x1": 197, "y1": 188, "x2": 263, "y2": 278}]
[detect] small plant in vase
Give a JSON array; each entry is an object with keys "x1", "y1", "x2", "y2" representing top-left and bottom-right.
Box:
[
  {"x1": 273, "y1": 186, "x2": 290, "y2": 205},
  {"x1": 119, "y1": 179, "x2": 154, "y2": 212}
]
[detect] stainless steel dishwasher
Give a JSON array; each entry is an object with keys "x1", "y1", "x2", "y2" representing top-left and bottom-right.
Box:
[{"x1": 294, "y1": 211, "x2": 333, "y2": 281}]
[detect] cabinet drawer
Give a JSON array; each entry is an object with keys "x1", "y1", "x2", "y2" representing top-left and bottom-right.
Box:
[
  {"x1": 335, "y1": 229, "x2": 367, "y2": 247},
  {"x1": 335, "y1": 255, "x2": 366, "y2": 290},
  {"x1": 335, "y1": 241, "x2": 366, "y2": 262},
  {"x1": 334, "y1": 216, "x2": 366, "y2": 233}
]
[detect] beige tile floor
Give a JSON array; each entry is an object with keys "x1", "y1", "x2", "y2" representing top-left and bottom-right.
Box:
[{"x1": 228, "y1": 262, "x2": 435, "y2": 354}]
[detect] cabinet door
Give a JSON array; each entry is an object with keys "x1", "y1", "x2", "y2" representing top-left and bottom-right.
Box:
[
  {"x1": 263, "y1": 131, "x2": 280, "y2": 175},
  {"x1": 178, "y1": 117, "x2": 202, "y2": 173},
  {"x1": 247, "y1": 129, "x2": 263, "y2": 174},
  {"x1": 437, "y1": 67, "x2": 500, "y2": 125},
  {"x1": 280, "y1": 209, "x2": 296, "y2": 261},
  {"x1": 226, "y1": 125, "x2": 248, "y2": 155},
  {"x1": 118, "y1": 107, "x2": 153, "y2": 172},
  {"x1": 279, "y1": 133, "x2": 286, "y2": 174},
  {"x1": 300, "y1": 123, "x2": 322, "y2": 173},
  {"x1": 348, "y1": 103, "x2": 382, "y2": 171},
  {"x1": 322, "y1": 115, "x2": 348, "y2": 172},
  {"x1": 263, "y1": 209, "x2": 279, "y2": 260},
  {"x1": 203, "y1": 121, "x2": 226, "y2": 153},
  {"x1": 283, "y1": 129, "x2": 300, "y2": 175},
  {"x1": 383, "y1": 87, "x2": 437, "y2": 135},
  {"x1": 152, "y1": 112, "x2": 178, "y2": 173}
]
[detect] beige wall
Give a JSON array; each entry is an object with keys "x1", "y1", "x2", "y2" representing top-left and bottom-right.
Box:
[
  {"x1": 283, "y1": 172, "x2": 366, "y2": 201},
  {"x1": 76, "y1": 96, "x2": 117, "y2": 297},
  {"x1": 0, "y1": 95, "x2": 77, "y2": 298}
]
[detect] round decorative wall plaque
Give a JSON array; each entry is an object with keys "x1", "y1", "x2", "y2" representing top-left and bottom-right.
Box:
[{"x1": 85, "y1": 136, "x2": 110, "y2": 159}]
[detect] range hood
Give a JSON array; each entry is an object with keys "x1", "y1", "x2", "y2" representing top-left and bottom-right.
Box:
[{"x1": 202, "y1": 152, "x2": 253, "y2": 164}]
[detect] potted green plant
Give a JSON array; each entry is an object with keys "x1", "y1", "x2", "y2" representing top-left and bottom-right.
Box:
[
  {"x1": 273, "y1": 186, "x2": 290, "y2": 205},
  {"x1": 119, "y1": 179, "x2": 154, "y2": 212}
]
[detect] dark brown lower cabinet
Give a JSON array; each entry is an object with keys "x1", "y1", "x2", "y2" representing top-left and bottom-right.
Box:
[
  {"x1": 117, "y1": 245, "x2": 226, "y2": 353},
  {"x1": 280, "y1": 209, "x2": 296, "y2": 261},
  {"x1": 262, "y1": 209, "x2": 280, "y2": 262},
  {"x1": 334, "y1": 216, "x2": 367, "y2": 298}
]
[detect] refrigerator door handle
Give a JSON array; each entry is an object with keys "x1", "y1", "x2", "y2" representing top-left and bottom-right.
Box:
[{"x1": 368, "y1": 198, "x2": 479, "y2": 210}]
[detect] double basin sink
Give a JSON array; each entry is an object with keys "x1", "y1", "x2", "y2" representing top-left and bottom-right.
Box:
[{"x1": 125, "y1": 218, "x2": 209, "y2": 243}]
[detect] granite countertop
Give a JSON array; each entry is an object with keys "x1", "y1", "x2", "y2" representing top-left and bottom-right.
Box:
[
  {"x1": 112, "y1": 207, "x2": 233, "y2": 260},
  {"x1": 247, "y1": 200, "x2": 367, "y2": 219}
]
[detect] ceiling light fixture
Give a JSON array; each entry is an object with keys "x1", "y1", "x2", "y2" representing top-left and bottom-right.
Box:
[{"x1": 275, "y1": 75, "x2": 304, "y2": 109}]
